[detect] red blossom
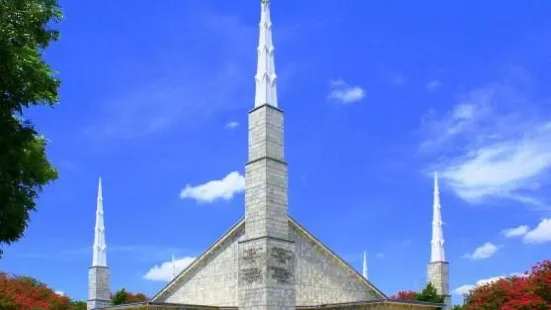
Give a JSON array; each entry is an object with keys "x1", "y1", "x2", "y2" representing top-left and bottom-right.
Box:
[{"x1": 463, "y1": 260, "x2": 551, "y2": 310}]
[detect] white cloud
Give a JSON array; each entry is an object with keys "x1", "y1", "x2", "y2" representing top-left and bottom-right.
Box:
[
  {"x1": 180, "y1": 171, "x2": 245, "y2": 203},
  {"x1": 523, "y1": 218, "x2": 551, "y2": 244},
  {"x1": 500, "y1": 219, "x2": 551, "y2": 244},
  {"x1": 463, "y1": 242, "x2": 499, "y2": 260},
  {"x1": 328, "y1": 79, "x2": 365, "y2": 104},
  {"x1": 453, "y1": 272, "x2": 525, "y2": 296},
  {"x1": 225, "y1": 121, "x2": 239, "y2": 129},
  {"x1": 419, "y1": 83, "x2": 551, "y2": 210},
  {"x1": 501, "y1": 225, "x2": 529, "y2": 237},
  {"x1": 143, "y1": 256, "x2": 196, "y2": 282},
  {"x1": 55, "y1": 291, "x2": 65, "y2": 296},
  {"x1": 426, "y1": 80, "x2": 442, "y2": 91}
]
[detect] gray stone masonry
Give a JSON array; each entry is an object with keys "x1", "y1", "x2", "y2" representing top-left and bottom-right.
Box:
[
  {"x1": 245, "y1": 104, "x2": 288, "y2": 240},
  {"x1": 238, "y1": 237, "x2": 296, "y2": 310},
  {"x1": 427, "y1": 262, "x2": 450, "y2": 310},
  {"x1": 240, "y1": 103, "x2": 296, "y2": 309},
  {"x1": 154, "y1": 219, "x2": 379, "y2": 307},
  {"x1": 88, "y1": 266, "x2": 111, "y2": 309}
]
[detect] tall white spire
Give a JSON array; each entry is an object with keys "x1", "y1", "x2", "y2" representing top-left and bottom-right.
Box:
[
  {"x1": 171, "y1": 253, "x2": 176, "y2": 280},
  {"x1": 92, "y1": 177, "x2": 107, "y2": 267},
  {"x1": 254, "y1": 0, "x2": 278, "y2": 108},
  {"x1": 431, "y1": 172, "x2": 446, "y2": 262},
  {"x1": 362, "y1": 251, "x2": 368, "y2": 280}
]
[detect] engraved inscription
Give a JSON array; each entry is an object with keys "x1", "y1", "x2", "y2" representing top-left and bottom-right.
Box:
[
  {"x1": 271, "y1": 247, "x2": 293, "y2": 264},
  {"x1": 241, "y1": 268, "x2": 262, "y2": 284},
  {"x1": 269, "y1": 266, "x2": 293, "y2": 284},
  {"x1": 242, "y1": 247, "x2": 263, "y2": 263}
]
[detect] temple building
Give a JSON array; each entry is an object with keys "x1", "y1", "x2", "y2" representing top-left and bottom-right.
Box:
[{"x1": 87, "y1": 1, "x2": 450, "y2": 309}]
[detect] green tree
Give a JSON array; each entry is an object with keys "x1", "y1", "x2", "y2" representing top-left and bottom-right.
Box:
[
  {"x1": 0, "y1": 0, "x2": 62, "y2": 256},
  {"x1": 70, "y1": 300, "x2": 87, "y2": 310},
  {"x1": 415, "y1": 283, "x2": 445, "y2": 304},
  {"x1": 111, "y1": 288, "x2": 128, "y2": 305},
  {"x1": 111, "y1": 288, "x2": 148, "y2": 305}
]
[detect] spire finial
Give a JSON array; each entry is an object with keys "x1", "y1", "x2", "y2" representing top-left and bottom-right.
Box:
[
  {"x1": 430, "y1": 172, "x2": 446, "y2": 262},
  {"x1": 92, "y1": 177, "x2": 107, "y2": 267},
  {"x1": 171, "y1": 253, "x2": 176, "y2": 280},
  {"x1": 362, "y1": 250, "x2": 368, "y2": 280},
  {"x1": 255, "y1": 0, "x2": 278, "y2": 108}
]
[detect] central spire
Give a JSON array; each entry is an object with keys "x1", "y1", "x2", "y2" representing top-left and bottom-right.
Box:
[
  {"x1": 254, "y1": 0, "x2": 278, "y2": 108},
  {"x1": 93, "y1": 177, "x2": 107, "y2": 267},
  {"x1": 431, "y1": 172, "x2": 445, "y2": 262},
  {"x1": 363, "y1": 251, "x2": 368, "y2": 280}
]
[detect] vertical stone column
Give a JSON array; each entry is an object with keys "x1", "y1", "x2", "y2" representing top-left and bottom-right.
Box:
[
  {"x1": 238, "y1": 104, "x2": 296, "y2": 310},
  {"x1": 427, "y1": 262, "x2": 451, "y2": 310},
  {"x1": 88, "y1": 266, "x2": 111, "y2": 309}
]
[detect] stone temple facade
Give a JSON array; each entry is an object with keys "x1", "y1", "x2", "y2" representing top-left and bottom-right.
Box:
[{"x1": 87, "y1": 1, "x2": 450, "y2": 310}]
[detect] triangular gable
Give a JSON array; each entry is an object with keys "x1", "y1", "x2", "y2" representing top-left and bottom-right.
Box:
[
  {"x1": 151, "y1": 216, "x2": 388, "y2": 304},
  {"x1": 289, "y1": 216, "x2": 388, "y2": 300},
  {"x1": 151, "y1": 218, "x2": 245, "y2": 303}
]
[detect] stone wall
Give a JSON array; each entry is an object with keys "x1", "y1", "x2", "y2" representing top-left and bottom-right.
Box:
[
  {"x1": 291, "y1": 225, "x2": 378, "y2": 306},
  {"x1": 156, "y1": 219, "x2": 388, "y2": 307},
  {"x1": 298, "y1": 300, "x2": 442, "y2": 310},
  {"x1": 161, "y1": 226, "x2": 245, "y2": 307}
]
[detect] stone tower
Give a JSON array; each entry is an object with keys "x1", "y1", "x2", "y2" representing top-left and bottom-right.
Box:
[
  {"x1": 238, "y1": 0, "x2": 296, "y2": 309},
  {"x1": 427, "y1": 172, "x2": 451, "y2": 310},
  {"x1": 88, "y1": 178, "x2": 111, "y2": 310}
]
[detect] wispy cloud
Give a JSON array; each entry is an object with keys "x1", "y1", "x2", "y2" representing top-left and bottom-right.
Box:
[
  {"x1": 502, "y1": 218, "x2": 551, "y2": 244},
  {"x1": 179, "y1": 171, "x2": 245, "y2": 204},
  {"x1": 225, "y1": 121, "x2": 239, "y2": 129},
  {"x1": 501, "y1": 225, "x2": 529, "y2": 238},
  {"x1": 426, "y1": 80, "x2": 442, "y2": 92},
  {"x1": 328, "y1": 79, "x2": 366, "y2": 104},
  {"x1": 143, "y1": 256, "x2": 196, "y2": 282},
  {"x1": 524, "y1": 218, "x2": 551, "y2": 243},
  {"x1": 463, "y1": 242, "x2": 500, "y2": 260},
  {"x1": 419, "y1": 82, "x2": 551, "y2": 210},
  {"x1": 453, "y1": 272, "x2": 526, "y2": 296}
]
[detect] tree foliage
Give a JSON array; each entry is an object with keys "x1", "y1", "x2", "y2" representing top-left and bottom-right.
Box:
[
  {"x1": 391, "y1": 282, "x2": 445, "y2": 304},
  {"x1": 111, "y1": 288, "x2": 149, "y2": 305},
  {"x1": 0, "y1": 272, "x2": 72, "y2": 309},
  {"x1": 462, "y1": 260, "x2": 550, "y2": 310},
  {"x1": 0, "y1": 0, "x2": 62, "y2": 256}
]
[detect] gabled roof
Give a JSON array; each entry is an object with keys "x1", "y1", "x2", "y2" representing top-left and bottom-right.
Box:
[
  {"x1": 151, "y1": 218, "x2": 245, "y2": 301},
  {"x1": 151, "y1": 216, "x2": 388, "y2": 301},
  {"x1": 289, "y1": 216, "x2": 387, "y2": 299}
]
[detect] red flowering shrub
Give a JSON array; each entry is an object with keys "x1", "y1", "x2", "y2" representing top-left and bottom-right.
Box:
[
  {"x1": 0, "y1": 272, "x2": 72, "y2": 310},
  {"x1": 391, "y1": 283, "x2": 445, "y2": 303},
  {"x1": 463, "y1": 260, "x2": 551, "y2": 310},
  {"x1": 111, "y1": 288, "x2": 149, "y2": 305},
  {"x1": 391, "y1": 290, "x2": 417, "y2": 300}
]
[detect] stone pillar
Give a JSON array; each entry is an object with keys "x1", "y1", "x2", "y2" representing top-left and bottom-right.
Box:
[
  {"x1": 238, "y1": 104, "x2": 296, "y2": 310},
  {"x1": 87, "y1": 266, "x2": 111, "y2": 309},
  {"x1": 427, "y1": 261, "x2": 451, "y2": 310}
]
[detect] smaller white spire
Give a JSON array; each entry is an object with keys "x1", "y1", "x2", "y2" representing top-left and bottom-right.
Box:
[
  {"x1": 254, "y1": 0, "x2": 278, "y2": 108},
  {"x1": 92, "y1": 177, "x2": 107, "y2": 267},
  {"x1": 431, "y1": 172, "x2": 446, "y2": 262},
  {"x1": 171, "y1": 253, "x2": 176, "y2": 280},
  {"x1": 362, "y1": 251, "x2": 368, "y2": 280}
]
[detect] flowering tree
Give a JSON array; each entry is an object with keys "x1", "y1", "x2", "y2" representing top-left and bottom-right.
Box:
[
  {"x1": 391, "y1": 282, "x2": 445, "y2": 303},
  {"x1": 0, "y1": 273, "x2": 72, "y2": 310},
  {"x1": 463, "y1": 260, "x2": 550, "y2": 310},
  {"x1": 111, "y1": 288, "x2": 149, "y2": 305}
]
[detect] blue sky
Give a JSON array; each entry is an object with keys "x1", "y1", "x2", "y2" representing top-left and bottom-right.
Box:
[{"x1": 2, "y1": 0, "x2": 551, "y2": 304}]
